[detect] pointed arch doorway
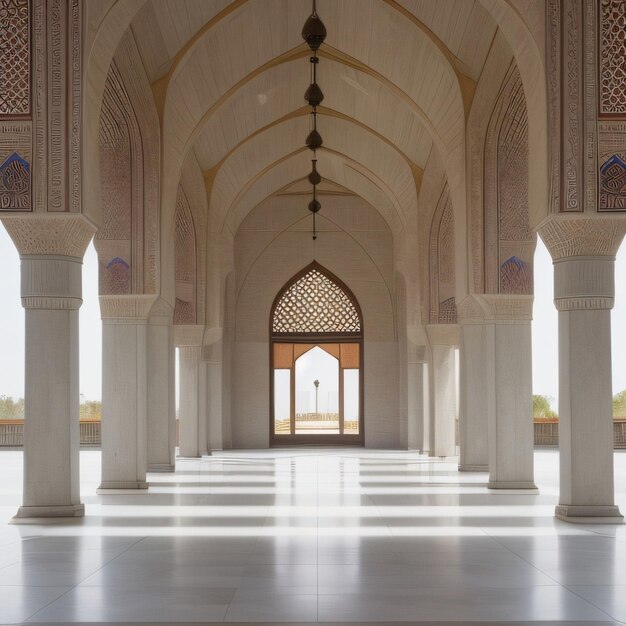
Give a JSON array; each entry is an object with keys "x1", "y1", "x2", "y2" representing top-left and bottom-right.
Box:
[{"x1": 270, "y1": 262, "x2": 364, "y2": 446}]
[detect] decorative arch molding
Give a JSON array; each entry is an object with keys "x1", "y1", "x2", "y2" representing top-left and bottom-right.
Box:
[
  {"x1": 478, "y1": 0, "x2": 549, "y2": 228},
  {"x1": 429, "y1": 186, "x2": 456, "y2": 324},
  {"x1": 484, "y1": 63, "x2": 534, "y2": 295},
  {"x1": 269, "y1": 262, "x2": 364, "y2": 446},
  {"x1": 96, "y1": 63, "x2": 143, "y2": 296},
  {"x1": 174, "y1": 185, "x2": 197, "y2": 325}
]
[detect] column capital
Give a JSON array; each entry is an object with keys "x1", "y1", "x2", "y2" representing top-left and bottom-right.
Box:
[
  {"x1": 174, "y1": 324, "x2": 204, "y2": 347},
  {"x1": 1, "y1": 214, "x2": 96, "y2": 258},
  {"x1": 459, "y1": 295, "x2": 533, "y2": 323},
  {"x1": 553, "y1": 256, "x2": 616, "y2": 311},
  {"x1": 99, "y1": 294, "x2": 158, "y2": 321},
  {"x1": 457, "y1": 296, "x2": 485, "y2": 324},
  {"x1": 474, "y1": 294, "x2": 533, "y2": 323},
  {"x1": 426, "y1": 324, "x2": 459, "y2": 346},
  {"x1": 537, "y1": 214, "x2": 626, "y2": 261}
]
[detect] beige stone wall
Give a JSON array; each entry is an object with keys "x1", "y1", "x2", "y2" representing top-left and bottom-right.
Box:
[{"x1": 230, "y1": 194, "x2": 400, "y2": 449}]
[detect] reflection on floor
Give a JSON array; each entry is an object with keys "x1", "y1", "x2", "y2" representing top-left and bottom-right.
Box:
[{"x1": 0, "y1": 449, "x2": 625, "y2": 624}]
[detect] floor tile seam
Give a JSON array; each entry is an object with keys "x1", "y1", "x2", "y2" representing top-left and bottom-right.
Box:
[
  {"x1": 485, "y1": 531, "x2": 620, "y2": 623},
  {"x1": 22, "y1": 535, "x2": 149, "y2": 623},
  {"x1": 17, "y1": 584, "x2": 76, "y2": 624},
  {"x1": 561, "y1": 584, "x2": 626, "y2": 624}
]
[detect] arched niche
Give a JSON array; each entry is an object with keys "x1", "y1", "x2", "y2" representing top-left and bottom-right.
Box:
[
  {"x1": 174, "y1": 185, "x2": 197, "y2": 324},
  {"x1": 484, "y1": 64, "x2": 535, "y2": 295},
  {"x1": 269, "y1": 262, "x2": 364, "y2": 446},
  {"x1": 429, "y1": 185, "x2": 457, "y2": 324}
]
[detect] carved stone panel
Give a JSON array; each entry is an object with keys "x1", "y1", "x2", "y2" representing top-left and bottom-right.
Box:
[
  {"x1": 599, "y1": 0, "x2": 626, "y2": 118},
  {"x1": 174, "y1": 186, "x2": 197, "y2": 325},
  {"x1": 0, "y1": 121, "x2": 31, "y2": 210},
  {"x1": 598, "y1": 121, "x2": 626, "y2": 210},
  {"x1": 0, "y1": 0, "x2": 30, "y2": 117}
]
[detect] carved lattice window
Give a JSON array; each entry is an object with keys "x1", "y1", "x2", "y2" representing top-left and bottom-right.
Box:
[
  {"x1": 272, "y1": 266, "x2": 361, "y2": 334},
  {"x1": 0, "y1": 0, "x2": 30, "y2": 117}
]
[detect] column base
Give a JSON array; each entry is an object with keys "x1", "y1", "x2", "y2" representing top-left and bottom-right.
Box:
[
  {"x1": 148, "y1": 463, "x2": 175, "y2": 473},
  {"x1": 459, "y1": 464, "x2": 488, "y2": 472},
  {"x1": 488, "y1": 480, "x2": 538, "y2": 493},
  {"x1": 177, "y1": 453, "x2": 201, "y2": 459},
  {"x1": 11, "y1": 503, "x2": 85, "y2": 522},
  {"x1": 555, "y1": 504, "x2": 624, "y2": 524},
  {"x1": 97, "y1": 480, "x2": 148, "y2": 494}
]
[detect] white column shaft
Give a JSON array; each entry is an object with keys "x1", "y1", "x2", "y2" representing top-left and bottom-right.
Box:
[
  {"x1": 179, "y1": 346, "x2": 202, "y2": 457},
  {"x1": 16, "y1": 256, "x2": 85, "y2": 518},
  {"x1": 429, "y1": 345, "x2": 456, "y2": 457},
  {"x1": 553, "y1": 255, "x2": 622, "y2": 522},
  {"x1": 99, "y1": 320, "x2": 149, "y2": 490},
  {"x1": 487, "y1": 321, "x2": 536, "y2": 489},
  {"x1": 407, "y1": 361, "x2": 425, "y2": 451},
  {"x1": 459, "y1": 324, "x2": 489, "y2": 471},
  {"x1": 147, "y1": 321, "x2": 175, "y2": 471}
]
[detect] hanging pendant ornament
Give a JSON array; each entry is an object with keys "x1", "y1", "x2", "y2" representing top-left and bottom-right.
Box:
[
  {"x1": 308, "y1": 160, "x2": 321, "y2": 185},
  {"x1": 302, "y1": 0, "x2": 326, "y2": 241},
  {"x1": 301, "y1": 0, "x2": 327, "y2": 51}
]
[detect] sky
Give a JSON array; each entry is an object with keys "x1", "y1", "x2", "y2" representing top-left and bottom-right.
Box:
[{"x1": 1, "y1": 223, "x2": 626, "y2": 413}]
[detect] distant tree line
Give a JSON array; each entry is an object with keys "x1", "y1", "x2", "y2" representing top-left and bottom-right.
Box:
[
  {"x1": 0, "y1": 396, "x2": 101, "y2": 421},
  {"x1": 533, "y1": 392, "x2": 626, "y2": 421}
]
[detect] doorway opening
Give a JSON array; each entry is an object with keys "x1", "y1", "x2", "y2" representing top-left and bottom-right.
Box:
[{"x1": 270, "y1": 263, "x2": 364, "y2": 445}]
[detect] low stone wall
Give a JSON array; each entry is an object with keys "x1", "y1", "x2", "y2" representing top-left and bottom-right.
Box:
[
  {"x1": 534, "y1": 420, "x2": 626, "y2": 448},
  {"x1": 1, "y1": 419, "x2": 626, "y2": 449},
  {"x1": 0, "y1": 420, "x2": 101, "y2": 447}
]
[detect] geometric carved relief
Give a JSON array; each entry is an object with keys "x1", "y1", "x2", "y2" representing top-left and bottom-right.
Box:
[
  {"x1": 272, "y1": 264, "x2": 361, "y2": 334},
  {"x1": 500, "y1": 256, "x2": 530, "y2": 295},
  {"x1": 174, "y1": 186, "x2": 196, "y2": 325},
  {"x1": 0, "y1": 150, "x2": 30, "y2": 210},
  {"x1": 429, "y1": 187, "x2": 455, "y2": 324},
  {"x1": 96, "y1": 64, "x2": 142, "y2": 295},
  {"x1": 438, "y1": 297, "x2": 457, "y2": 324},
  {"x1": 599, "y1": 122, "x2": 626, "y2": 211},
  {"x1": 599, "y1": 0, "x2": 626, "y2": 117},
  {"x1": 101, "y1": 257, "x2": 131, "y2": 295},
  {"x1": 0, "y1": 121, "x2": 31, "y2": 211},
  {"x1": 0, "y1": 0, "x2": 30, "y2": 117}
]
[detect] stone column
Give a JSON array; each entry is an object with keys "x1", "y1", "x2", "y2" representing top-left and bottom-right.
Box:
[
  {"x1": 204, "y1": 339, "x2": 223, "y2": 451},
  {"x1": 540, "y1": 217, "x2": 624, "y2": 522},
  {"x1": 2, "y1": 216, "x2": 95, "y2": 520},
  {"x1": 147, "y1": 299, "x2": 175, "y2": 472},
  {"x1": 407, "y1": 336, "x2": 428, "y2": 452},
  {"x1": 426, "y1": 325, "x2": 459, "y2": 457},
  {"x1": 474, "y1": 295, "x2": 536, "y2": 491},
  {"x1": 176, "y1": 326, "x2": 206, "y2": 458},
  {"x1": 458, "y1": 297, "x2": 489, "y2": 472},
  {"x1": 98, "y1": 295, "x2": 157, "y2": 492}
]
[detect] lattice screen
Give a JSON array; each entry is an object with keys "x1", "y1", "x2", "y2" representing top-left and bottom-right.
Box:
[
  {"x1": 272, "y1": 268, "x2": 361, "y2": 334},
  {"x1": 0, "y1": 0, "x2": 30, "y2": 117}
]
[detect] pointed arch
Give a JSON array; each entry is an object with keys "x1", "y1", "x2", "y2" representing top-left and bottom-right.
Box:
[
  {"x1": 96, "y1": 63, "x2": 143, "y2": 295},
  {"x1": 174, "y1": 185, "x2": 197, "y2": 324},
  {"x1": 429, "y1": 186, "x2": 457, "y2": 324},
  {"x1": 270, "y1": 262, "x2": 364, "y2": 446},
  {"x1": 270, "y1": 262, "x2": 363, "y2": 339},
  {"x1": 484, "y1": 63, "x2": 535, "y2": 295}
]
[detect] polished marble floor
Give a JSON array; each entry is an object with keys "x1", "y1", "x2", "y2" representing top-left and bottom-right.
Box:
[{"x1": 1, "y1": 448, "x2": 626, "y2": 624}]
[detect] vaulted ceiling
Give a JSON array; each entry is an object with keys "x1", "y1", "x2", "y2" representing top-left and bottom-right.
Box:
[{"x1": 128, "y1": 0, "x2": 501, "y2": 235}]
